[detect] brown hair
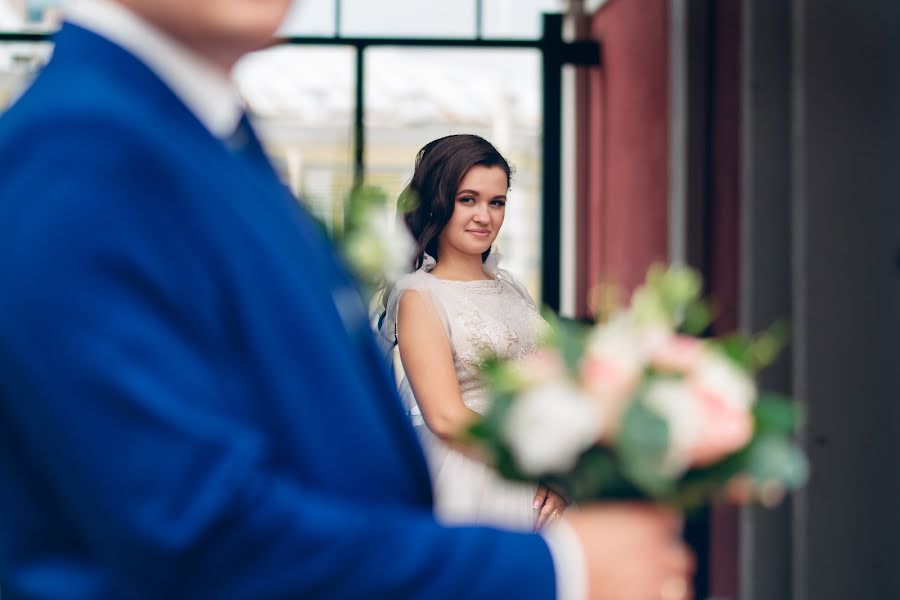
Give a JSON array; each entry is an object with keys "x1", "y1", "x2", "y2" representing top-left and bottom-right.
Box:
[{"x1": 399, "y1": 134, "x2": 513, "y2": 270}]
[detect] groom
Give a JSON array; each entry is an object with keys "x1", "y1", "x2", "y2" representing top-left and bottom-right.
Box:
[{"x1": 0, "y1": 1, "x2": 692, "y2": 598}]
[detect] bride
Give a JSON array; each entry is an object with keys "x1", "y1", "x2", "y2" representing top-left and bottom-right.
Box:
[{"x1": 379, "y1": 134, "x2": 567, "y2": 532}]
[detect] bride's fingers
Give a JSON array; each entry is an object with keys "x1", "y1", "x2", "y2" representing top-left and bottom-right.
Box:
[
  {"x1": 535, "y1": 498, "x2": 562, "y2": 531},
  {"x1": 532, "y1": 485, "x2": 549, "y2": 510}
]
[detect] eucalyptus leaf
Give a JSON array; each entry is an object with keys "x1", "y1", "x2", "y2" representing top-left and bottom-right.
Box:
[
  {"x1": 616, "y1": 400, "x2": 676, "y2": 497},
  {"x1": 754, "y1": 394, "x2": 804, "y2": 435},
  {"x1": 680, "y1": 301, "x2": 712, "y2": 335}
]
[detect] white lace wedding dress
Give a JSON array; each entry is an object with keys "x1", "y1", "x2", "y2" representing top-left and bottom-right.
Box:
[{"x1": 380, "y1": 253, "x2": 547, "y2": 531}]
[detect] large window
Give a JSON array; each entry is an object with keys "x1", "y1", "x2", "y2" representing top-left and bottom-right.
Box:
[
  {"x1": 1, "y1": 0, "x2": 575, "y2": 305},
  {"x1": 234, "y1": 46, "x2": 356, "y2": 233},
  {"x1": 279, "y1": 0, "x2": 565, "y2": 39},
  {"x1": 0, "y1": 41, "x2": 49, "y2": 110},
  {"x1": 362, "y1": 48, "x2": 543, "y2": 298}
]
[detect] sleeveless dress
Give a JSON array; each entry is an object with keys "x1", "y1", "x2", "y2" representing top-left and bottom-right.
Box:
[{"x1": 380, "y1": 253, "x2": 548, "y2": 531}]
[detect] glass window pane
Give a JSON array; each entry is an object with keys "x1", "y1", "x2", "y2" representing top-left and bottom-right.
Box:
[
  {"x1": 1, "y1": 0, "x2": 63, "y2": 30},
  {"x1": 235, "y1": 46, "x2": 355, "y2": 231},
  {"x1": 0, "y1": 0, "x2": 23, "y2": 29},
  {"x1": 0, "y1": 41, "x2": 52, "y2": 113},
  {"x1": 342, "y1": 0, "x2": 475, "y2": 38},
  {"x1": 365, "y1": 47, "x2": 543, "y2": 301},
  {"x1": 483, "y1": 0, "x2": 565, "y2": 39},
  {"x1": 277, "y1": 0, "x2": 336, "y2": 37}
]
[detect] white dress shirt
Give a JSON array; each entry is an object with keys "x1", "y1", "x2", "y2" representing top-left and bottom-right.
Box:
[
  {"x1": 66, "y1": 0, "x2": 242, "y2": 140},
  {"x1": 59, "y1": 2, "x2": 588, "y2": 597}
]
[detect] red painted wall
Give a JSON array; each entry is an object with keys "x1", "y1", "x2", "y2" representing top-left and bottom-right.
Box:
[
  {"x1": 577, "y1": 0, "x2": 744, "y2": 595},
  {"x1": 577, "y1": 0, "x2": 670, "y2": 315}
]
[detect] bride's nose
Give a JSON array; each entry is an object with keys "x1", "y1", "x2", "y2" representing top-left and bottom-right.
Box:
[{"x1": 472, "y1": 205, "x2": 490, "y2": 223}]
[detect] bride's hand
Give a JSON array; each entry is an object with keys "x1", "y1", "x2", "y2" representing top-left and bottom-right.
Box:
[{"x1": 533, "y1": 485, "x2": 567, "y2": 531}]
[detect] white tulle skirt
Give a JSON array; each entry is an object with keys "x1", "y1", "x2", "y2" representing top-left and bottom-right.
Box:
[{"x1": 414, "y1": 424, "x2": 538, "y2": 532}]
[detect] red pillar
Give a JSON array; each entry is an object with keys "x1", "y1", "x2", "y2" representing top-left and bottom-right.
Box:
[{"x1": 577, "y1": 0, "x2": 671, "y2": 312}]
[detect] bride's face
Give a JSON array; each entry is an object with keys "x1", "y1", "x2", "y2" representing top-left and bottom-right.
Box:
[{"x1": 437, "y1": 164, "x2": 508, "y2": 259}]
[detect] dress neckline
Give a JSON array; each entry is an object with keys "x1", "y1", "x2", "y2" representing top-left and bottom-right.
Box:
[
  {"x1": 419, "y1": 251, "x2": 504, "y2": 286},
  {"x1": 427, "y1": 273, "x2": 502, "y2": 287}
]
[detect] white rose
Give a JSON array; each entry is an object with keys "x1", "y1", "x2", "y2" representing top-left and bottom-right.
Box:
[
  {"x1": 586, "y1": 313, "x2": 643, "y2": 359},
  {"x1": 583, "y1": 316, "x2": 644, "y2": 385},
  {"x1": 502, "y1": 379, "x2": 603, "y2": 476},
  {"x1": 347, "y1": 208, "x2": 415, "y2": 283},
  {"x1": 643, "y1": 380, "x2": 704, "y2": 475},
  {"x1": 689, "y1": 353, "x2": 757, "y2": 411},
  {"x1": 580, "y1": 314, "x2": 647, "y2": 436},
  {"x1": 370, "y1": 206, "x2": 415, "y2": 282}
]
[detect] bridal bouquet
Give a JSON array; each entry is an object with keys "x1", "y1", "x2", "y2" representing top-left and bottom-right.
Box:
[{"x1": 465, "y1": 265, "x2": 807, "y2": 508}]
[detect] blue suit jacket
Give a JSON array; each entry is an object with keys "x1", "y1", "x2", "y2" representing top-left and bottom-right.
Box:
[{"x1": 0, "y1": 24, "x2": 556, "y2": 599}]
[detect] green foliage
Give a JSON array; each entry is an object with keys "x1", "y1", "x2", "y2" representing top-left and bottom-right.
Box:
[
  {"x1": 324, "y1": 184, "x2": 414, "y2": 298},
  {"x1": 711, "y1": 322, "x2": 790, "y2": 372},
  {"x1": 680, "y1": 301, "x2": 713, "y2": 336},
  {"x1": 463, "y1": 263, "x2": 808, "y2": 510},
  {"x1": 345, "y1": 185, "x2": 390, "y2": 232},
  {"x1": 754, "y1": 393, "x2": 804, "y2": 435},
  {"x1": 542, "y1": 447, "x2": 644, "y2": 503},
  {"x1": 540, "y1": 310, "x2": 588, "y2": 375},
  {"x1": 616, "y1": 397, "x2": 676, "y2": 497},
  {"x1": 630, "y1": 263, "x2": 712, "y2": 335}
]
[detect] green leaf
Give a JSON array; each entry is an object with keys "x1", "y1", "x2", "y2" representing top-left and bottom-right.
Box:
[
  {"x1": 616, "y1": 399, "x2": 676, "y2": 497},
  {"x1": 345, "y1": 184, "x2": 389, "y2": 229},
  {"x1": 540, "y1": 311, "x2": 587, "y2": 375},
  {"x1": 541, "y1": 446, "x2": 645, "y2": 503},
  {"x1": 630, "y1": 285, "x2": 670, "y2": 327},
  {"x1": 660, "y1": 264, "x2": 703, "y2": 307},
  {"x1": 743, "y1": 434, "x2": 809, "y2": 489},
  {"x1": 713, "y1": 335, "x2": 755, "y2": 371},
  {"x1": 747, "y1": 320, "x2": 790, "y2": 371},
  {"x1": 665, "y1": 448, "x2": 751, "y2": 508},
  {"x1": 397, "y1": 186, "x2": 419, "y2": 215},
  {"x1": 754, "y1": 394, "x2": 804, "y2": 436},
  {"x1": 680, "y1": 300, "x2": 712, "y2": 335}
]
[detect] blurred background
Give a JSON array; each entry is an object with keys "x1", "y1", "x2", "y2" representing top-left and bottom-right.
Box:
[
  {"x1": 0, "y1": 0, "x2": 557, "y2": 300},
  {"x1": 2, "y1": 1, "x2": 899, "y2": 599}
]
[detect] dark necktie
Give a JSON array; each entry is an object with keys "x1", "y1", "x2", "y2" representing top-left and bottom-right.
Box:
[{"x1": 226, "y1": 112, "x2": 272, "y2": 175}]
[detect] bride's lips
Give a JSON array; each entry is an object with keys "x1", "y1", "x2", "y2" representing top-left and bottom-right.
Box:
[{"x1": 466, "y1": 229, "x2": 491, "y2": 238}]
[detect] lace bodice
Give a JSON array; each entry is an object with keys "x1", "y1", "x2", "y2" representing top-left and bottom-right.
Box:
[
  {"x1": 380, "y1": 253, "x2": 547, "y2": 417},
  {"x1": 379, "y1": 253, "x2": 546, "y2": 531}
]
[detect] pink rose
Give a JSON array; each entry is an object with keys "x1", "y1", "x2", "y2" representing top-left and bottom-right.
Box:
[
  {"x1": 513, "y1": 348, "x2": 566, "y2": 386},
  {"x1": 681, "y1": 354, "x2": 755, "y2": 465},
  {"x1": 689, "y1": 353, "x2": 757, "y2": 411},
  {"x1": 643, "y1": 381, "x2": 703, "y2": 474},
  {"x1": 650, "y1": 335, "x2": 706, "y2": 374},
  {"x1": 644, "y1": 374, "x2": 754, "y2": 473},
  {"x1": 687, "y1": 385, "x2": 754, "y2": 466},
  {"x1": 580, "y1": 356, "x2": 640, "y2": 438},
  {"x1": 580, "y1": 316, "x2": 646, "y2": 438}
]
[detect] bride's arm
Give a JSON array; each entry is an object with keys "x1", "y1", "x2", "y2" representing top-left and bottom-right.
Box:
[
  {"x1": 398, "y1": 289, "x2": 570, "y2": 520},
  {"x1": 396, "y1": 290, "x2": 484, "y2": 454}
]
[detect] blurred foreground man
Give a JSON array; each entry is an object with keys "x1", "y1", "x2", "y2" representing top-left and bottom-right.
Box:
[{"x1": 0, "y1": 1, "x2": 692, "y2": 598}]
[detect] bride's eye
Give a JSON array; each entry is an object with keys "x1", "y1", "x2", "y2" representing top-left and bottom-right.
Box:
[
  {"x1": 490, "y1": 199, "x2": 507, "y2": 207},
  {"x1": 458, "y1": 196, "x2": 476, "y2": 204}
]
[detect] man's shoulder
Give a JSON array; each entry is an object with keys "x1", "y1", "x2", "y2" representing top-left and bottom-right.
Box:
[{"x1": 1, "y1": 26, "x2": 203, "y2": 156}]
